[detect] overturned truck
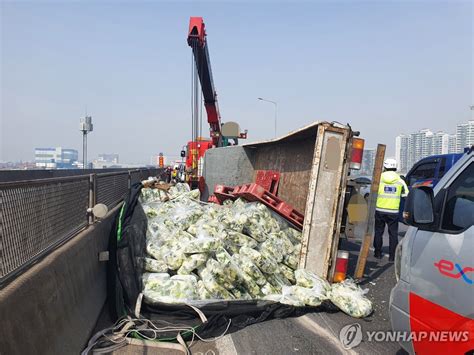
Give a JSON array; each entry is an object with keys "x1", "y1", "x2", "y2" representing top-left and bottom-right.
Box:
[{"x1": 100, "y1": 121, "x2": 370, "y2": 349}]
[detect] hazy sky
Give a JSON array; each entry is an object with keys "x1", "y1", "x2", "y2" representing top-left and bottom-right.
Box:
[{"x1": 1, "y1": 1, "x2": 473, "y2": 164}]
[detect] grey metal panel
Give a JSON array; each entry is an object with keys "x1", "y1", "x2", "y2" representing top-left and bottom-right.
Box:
[{"x1": 202, "y1": 146, "x2": 256, "y2": 201}]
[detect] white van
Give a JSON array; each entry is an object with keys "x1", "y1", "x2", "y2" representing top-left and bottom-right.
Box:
[{"x1": 389, "y1": 147, "x2": 473, "y2": 354}]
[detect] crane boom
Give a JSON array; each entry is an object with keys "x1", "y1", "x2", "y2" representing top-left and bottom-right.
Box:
[{"x1": 187, "y1": 17, "x2": 221, "y2": 146}]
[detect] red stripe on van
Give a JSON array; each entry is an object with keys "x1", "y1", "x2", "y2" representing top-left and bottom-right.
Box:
[{"x1": 409, "y1": 292, "x2": 474, "y2": 354}]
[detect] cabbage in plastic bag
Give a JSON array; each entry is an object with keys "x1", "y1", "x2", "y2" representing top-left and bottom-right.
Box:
[
  {"x1": 239, "y1": 246, "x2": 279, "y2": 274},
  {"x1": 143, "y1": 274, "x2": 199, "y2": 304},
  {"x1": 199, "y1": 267, "x2": 235, "y2": 299},
  {"x1": 279, "y1": 263, "x2": 296, "y2": 284},
  {"x1": 142, "y1": 257, "x2": 168, "y2": 273},
  {"x1": 203, "y1": 258, "x2": 239, "y2": 290},
  {"x1": 329, "y1": 279, "x2": 373, "y2": 318},
  {"x1": 294, "y1": 269, "x2": 331, "y2": 292},
  {"x1": 225, "y1": 230, "x2": 258, "y2": 249},
  {"x1": 232, "y1": 253, "x2": 267, "y2": 286},
  {"x1": 263, "y1": 287, "x2": 305, "y2": 307},
  {"x1": 241, "y1": 203, "x2": 280, "y2": 241},
  {"x1": 177, "y1": 253, "x2": 208, "y2": 275},
  {"x1": 142, "y1": 272, "x2": 171, "y2": 291}
]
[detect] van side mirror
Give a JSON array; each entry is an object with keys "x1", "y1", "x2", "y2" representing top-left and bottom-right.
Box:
[{"x1": 403, "y1": 186, "x2": 435, "y2": 227}]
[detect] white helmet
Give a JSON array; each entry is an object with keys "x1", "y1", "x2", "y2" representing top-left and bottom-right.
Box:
[{"x1": 383, "y1": 158, "x2": 397, "y2": 170}]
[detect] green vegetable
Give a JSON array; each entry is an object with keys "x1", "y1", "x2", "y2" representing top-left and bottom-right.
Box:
[
  {"x1": 329, "y1": 279, "x2": 373, "y2": 318},
  {"x1": 142, "y1": 257, "x2": 168, "y2": 273},
  {"x1": 178, "y1": 253, "x2": 208, "y2": 275}
]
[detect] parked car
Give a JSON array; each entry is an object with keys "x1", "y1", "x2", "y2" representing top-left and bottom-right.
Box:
[{"x1": 389, "y1": 147, "x2": 474, "y2": 354}]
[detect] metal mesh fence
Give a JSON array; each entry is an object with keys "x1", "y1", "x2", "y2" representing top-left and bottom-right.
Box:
[
  {"x1": 0, "y1": 177, "x2": 89, "y2": 281},
  {"x1": 96, "y1": 172, "x2": 129, "y2": 210},
  {"x1": 0, "y1": 168, "x2": 163, "y2": 284},
  {"x1": 130, "y1": 170, "x2": 143, "y2": 186}
]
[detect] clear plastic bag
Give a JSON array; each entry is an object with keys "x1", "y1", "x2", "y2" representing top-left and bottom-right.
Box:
[
  {"x1": 225, "y1": 230, "x2": 258, "y2": 249},
  {"x1": 140, "y1": 186, "x2": 337, "y2": 307},
  {"x1": 282, "y1": 245, "x2": 299, "y2": 270},
  {"x1": 239, "y1": 246, "x2": 279, "y2": 274},
  {"x1": 143, "y1": 274, "x2": 199, "y2": 304},
  {"x1": 240, "y1": 203, "x2": 278, "y2": 241},
  {"x1": 142, "y1": 272, "x2": 171, "y2": 291},
  {"x1": 285, "y1": 285, "x2": 327, "y2": 306},
  {"x1": 203, "y1": 258, "x2": 239, "y2": 290},
  {"x1": 263, "y1": 286, "x2": 305, "y2": 307},
  {"x1": 232, "y1": 253, "x2": 267, "y2": 286},
  {"x1": 142, "y1": 257, "x2": 168, "y2": 273},
  {"x1": 329, "y1": 279, "x2": 373, "y2": 318},
  {"x1": 264, "y1": 272, "x2": 292, "y2": 293},
  {"x1": 279, "y1": 263, "x2": 296, "y2": 284},
  {"x1": 177, "y1": 253, "x2": 208, "y2": 275},
  {"x1": 294, "y1": 269, "x2": 331, "y2": 292},
  {"x1": 198, "y1": 267, "x2": 236, "y2": 299},
  {"x1": 162, "y1": 247, "x2": 186, "y2": 270}
]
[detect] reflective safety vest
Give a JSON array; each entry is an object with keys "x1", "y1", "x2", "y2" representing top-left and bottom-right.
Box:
[{"x1": 376, "y1": 171, "x2": 408, "y2": 214}]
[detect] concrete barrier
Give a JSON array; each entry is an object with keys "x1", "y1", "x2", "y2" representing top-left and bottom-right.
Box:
[{"x1": 0, "y1": 206, "x2": 120, "y2": 355}]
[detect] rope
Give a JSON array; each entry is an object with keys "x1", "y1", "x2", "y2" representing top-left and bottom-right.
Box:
[{"x1": 82, "y1": 314, "x2": 232, "y2": 355}]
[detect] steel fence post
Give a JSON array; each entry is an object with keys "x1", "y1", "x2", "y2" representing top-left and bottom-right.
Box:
[{"x1": 89, "y1": 174, "x2": 96, "y2": 225}]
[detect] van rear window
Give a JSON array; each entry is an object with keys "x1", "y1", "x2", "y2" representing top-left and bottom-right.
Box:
[{"x1": 409, "y1": 161, "x2": 437, "y2": 186}]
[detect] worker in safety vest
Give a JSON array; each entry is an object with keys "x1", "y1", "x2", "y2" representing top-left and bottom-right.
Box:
[
  {"x1": 171, "y1": 164, "x2": 178, "y2": 182},
  {"x1": 373, "y1": 158, "x2": 408, "y2": 262}
]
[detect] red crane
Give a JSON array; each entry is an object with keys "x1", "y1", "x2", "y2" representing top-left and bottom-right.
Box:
[{"x1": 184, "y1": 16, "x2": 247, "y2": 188}]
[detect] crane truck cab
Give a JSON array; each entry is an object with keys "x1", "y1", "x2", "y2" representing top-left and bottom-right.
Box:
[{"x1": 389, "y1": 147, "x2": 474, "y2": 354}]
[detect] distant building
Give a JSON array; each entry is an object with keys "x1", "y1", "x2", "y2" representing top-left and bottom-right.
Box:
[
  {"x1": 456, "y1": 120, "x2": 474, "y2": 152},
  {"x1": 448, "y1": 134, "x2": 457, "y2": 153},
  {"x1": 395, "y1": 134, "x2": 409, "y2": 173},
  {"x1": 359, "y1": 149, "x2": 376, "y2": 176},
  {"x1": 98, "y1": 154, "x2": 119, "y2": 164},
  {"x1": 92, "y1": 153, "x2": 120, "y2": 168},
  {"x1": 35, "y1": 147, "x2": 78, "y2": 169},
  {"x1": 395, "y1": 120, "x2": 473, "y2": 174},
  {"x1": 432, "y1": 132, "x2": 450, "y2": 155}
]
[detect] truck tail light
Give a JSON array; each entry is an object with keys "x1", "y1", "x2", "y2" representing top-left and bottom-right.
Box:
[
  {"x1": 333, "y1": 250, "x2": 349, "y2": 283},
  {"x1": 350, "y1": 138, "x2": 365, "y2": 170}
]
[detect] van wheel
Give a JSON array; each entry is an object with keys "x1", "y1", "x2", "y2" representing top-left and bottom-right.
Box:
[{"x1": 364, "y1": 193, "x2": 369, "y2": 201}]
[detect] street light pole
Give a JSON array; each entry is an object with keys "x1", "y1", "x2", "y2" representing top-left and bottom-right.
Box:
[{"x1": 258, "y1": 97, "x2": 277, "y2": 137}]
